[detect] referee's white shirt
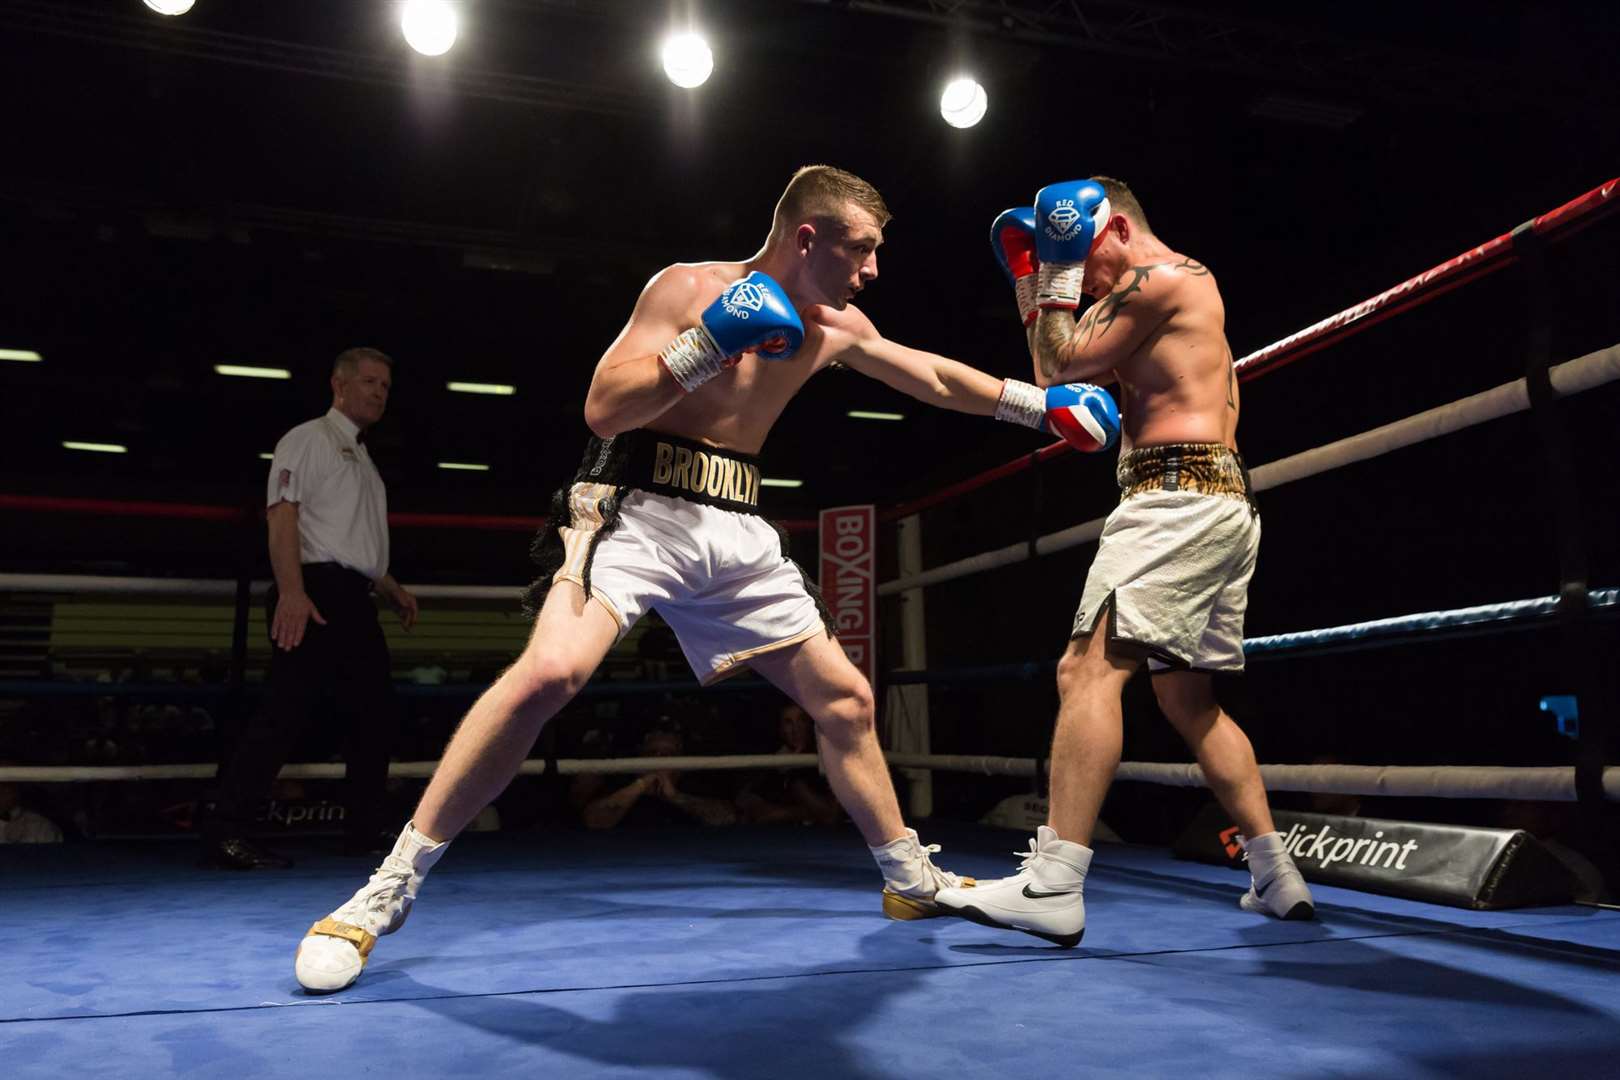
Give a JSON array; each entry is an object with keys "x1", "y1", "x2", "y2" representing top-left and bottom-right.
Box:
[{"x1": 265, "y1": 407, "x2": 389, "y2": 581}]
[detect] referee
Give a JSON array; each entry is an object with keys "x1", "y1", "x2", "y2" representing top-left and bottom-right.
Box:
[{"x1": 201, "y1": 347, "x2": 417, "y2": 869}]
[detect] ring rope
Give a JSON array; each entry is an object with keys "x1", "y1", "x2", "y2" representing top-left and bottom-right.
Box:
[
  {"x1": 1243, "y1": 588, "x2": 1619, "y2": 657},
  {"x1": 4, "y1": 755, "x2": 1615, "y2": 802},
  {"x1": 881, "y1": 588, "x2": 1619, "y2": 685}
]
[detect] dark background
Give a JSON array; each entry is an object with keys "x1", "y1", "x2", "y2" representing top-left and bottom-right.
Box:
[{"x1": 1, "y1": 1, "x2": 1617, "y2": 829}]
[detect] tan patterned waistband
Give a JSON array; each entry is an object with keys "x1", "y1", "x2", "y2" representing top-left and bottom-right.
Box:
[{"x1": 1117, "y1": 443, "x2": 1254, "y2": 506}]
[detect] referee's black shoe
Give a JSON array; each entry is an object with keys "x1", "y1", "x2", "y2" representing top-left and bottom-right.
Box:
[{"x1": 202, "y1": 837, "x2": 294, "y2": 870}]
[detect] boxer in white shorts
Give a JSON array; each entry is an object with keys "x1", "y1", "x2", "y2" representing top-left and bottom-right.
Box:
[
  {"x1": 1072, "y1": 443, "x2": 1259, "y2": 674},
  {"x1": 542, "y1": 432, "x2": 826, "y2": 686},
  {"x1": 936, "y1": 176, "x2": 1314, "y2": 947},
  {"x1": 292, "y1": 165, "x2": 1116, "y2": 992}
]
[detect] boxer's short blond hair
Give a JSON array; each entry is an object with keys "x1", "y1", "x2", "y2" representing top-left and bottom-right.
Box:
[{"x1": 771, "y1": 165, "x2": 891, "y2": 239}]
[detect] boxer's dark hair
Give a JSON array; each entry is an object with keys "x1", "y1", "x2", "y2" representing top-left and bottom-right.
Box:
[
  {"x1": 333, "y1": 346, "x2": 393, "y2": 377},
  {"x1": 772, "y1": 165, "x2": 892, "y2": 238},
  {"x1": 1092, "y1": 176, "x2": 1152, "y2": 235}
]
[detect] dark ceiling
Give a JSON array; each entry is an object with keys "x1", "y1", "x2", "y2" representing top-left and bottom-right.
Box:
[{"x1": 1, "y1": 0, "x2": 1617, "y2": 597}]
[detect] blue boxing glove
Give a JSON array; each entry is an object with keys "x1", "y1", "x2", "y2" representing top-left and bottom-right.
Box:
[
  {"x1": 989, "y1": 207, "x2": 1040, "y2": 327},
  {"x1": 1033, "y1": 179, "x2": 1111, "y2": 311},
  {"x1": 659, "y1": 270, "x2": 806, "y2": 393},
  {"x1": 995, "y1": 378, "x2": 1120, "y2": 453}
]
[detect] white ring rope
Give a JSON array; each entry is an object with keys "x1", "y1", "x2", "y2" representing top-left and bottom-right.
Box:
[
  {"x1": 3, "y1": 755, "x2": 1614, "y2": 801},
  {"x1": 877, "y1": 343, "x2": 1620, "y2": 596}
]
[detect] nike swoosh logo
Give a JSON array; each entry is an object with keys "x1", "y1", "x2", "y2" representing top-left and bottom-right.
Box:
[{"x1": 1022, "y1": 884, "x2": 1071, "y2": 899}]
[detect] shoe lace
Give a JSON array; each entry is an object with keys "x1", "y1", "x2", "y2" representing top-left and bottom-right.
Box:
[
  {"x1": 915, "y1": 842, "x2": 964, "y2": 890},
  {"x1": 341, "y1": 855, "x2": 413, "y2": 922}
]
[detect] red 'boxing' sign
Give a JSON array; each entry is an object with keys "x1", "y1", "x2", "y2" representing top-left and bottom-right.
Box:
[{"x1": 818, "y1": 504, "x2": 877, "y2": 688}]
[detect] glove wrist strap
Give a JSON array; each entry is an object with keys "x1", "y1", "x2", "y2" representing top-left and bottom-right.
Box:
[
  {"x1": 1037, "y1": 262, "x2": 1084, "y2": 310},
  {"x1": 1014, "y1": 275, "x2": 1040, "y2": 326},
  {"x1": 996, "y1": 379, "x2": 1047, "y2": 431},
  {"x1": 659, "y1": 326, "x2": 728, "y2": 394}
]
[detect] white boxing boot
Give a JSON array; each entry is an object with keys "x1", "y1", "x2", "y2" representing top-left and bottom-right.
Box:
[
  {"x1": 294, "y1": 821, "x2": 449, "y2": 992},
  {"x1": 934, "y1": 825, "x2": 1090, "y2": 947},
  {"x1": 870, "y1": 828, "x2": 976, "y2": 920},
  {"x1": 1238, "y1": 831, "x2": 1315, "y2": 921}
]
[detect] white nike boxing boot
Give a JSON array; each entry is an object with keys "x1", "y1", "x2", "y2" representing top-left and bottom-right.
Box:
[
  {"x1": 1238, "y1": 831, "x2": 1315, "y2": 921},
  {"x1": 934, "y1": 825, "x2": 1090, "y2": 947},
  {"x1": 870, "y1": 828, "x2": 976, "y2": 920},
  {"x1": 294, "y1": 821, "x2": 449, "y2": 992}
]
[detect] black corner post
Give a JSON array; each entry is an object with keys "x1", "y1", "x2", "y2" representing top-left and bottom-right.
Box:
[{"x1": 1513, "y1": 221, "x2": 1614, "y2": 894}]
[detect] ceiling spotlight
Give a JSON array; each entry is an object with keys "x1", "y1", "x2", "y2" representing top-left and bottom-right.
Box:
[
  {"x1": 143, "y1": 0, "x2": 196, "y2": 15},
  {"x1": 940, "y1": 77, "x2": 988, "y2": 129},
  {"x1": 402, "y1": 0, "x2": 459, "y2": 57},
  {"x1": 662, "y1": 32, "x2": 714, "y2": 89}
]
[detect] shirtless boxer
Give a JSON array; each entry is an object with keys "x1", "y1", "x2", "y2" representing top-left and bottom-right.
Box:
[
  {"x1": 935, "y1": 177, "x2": 1313, "y2": 946},
  {"x1": 292, "y1": 165, "x2": 1122, "y2": 991}
]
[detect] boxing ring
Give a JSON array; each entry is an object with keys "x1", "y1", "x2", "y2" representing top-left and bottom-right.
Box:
[{"x1": 3, "y1": 179, "x2": 1620, "y2": 1077}]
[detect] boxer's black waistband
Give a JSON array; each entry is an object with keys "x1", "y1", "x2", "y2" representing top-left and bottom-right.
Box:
[{"x1": 572, "y1": 430, "x2": 763, "y2": 514}]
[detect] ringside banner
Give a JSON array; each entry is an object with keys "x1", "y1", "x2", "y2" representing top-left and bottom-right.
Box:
[
  {"x1": 819, "y1": 505, "x2": 877, "y2": 688},
  {"x1": 1175, "y1": 805, "x2": 1577, "y2": 909}
]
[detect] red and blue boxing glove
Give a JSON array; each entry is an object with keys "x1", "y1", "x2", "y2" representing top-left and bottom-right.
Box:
[
  {"x1": 660, "y1": 270, "x2": 805, "y2": 393},
  {"x1": 995, "y1": 378, "x2": 1120, "y2": 453},
  {"x1": 1033, "y1": 179, "x2": 1111, "y2": 312},
  {"x1": 989, "y1": 206, "x2": 1040, "y2": 327}
]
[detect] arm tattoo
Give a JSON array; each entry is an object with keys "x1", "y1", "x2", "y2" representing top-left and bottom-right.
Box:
[
  {"x1": 1036, "y1": 258, "x2": 1207, "y2": 378},
  {"x1": 1034, "y1": 314, "x2": 1074, "y2": 381},
  {"x1": 1225, "y1": 345, "x2": 1237, "y2": 411}
]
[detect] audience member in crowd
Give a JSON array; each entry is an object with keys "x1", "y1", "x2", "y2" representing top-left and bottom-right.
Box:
[
  {"x1": 573, "y1": 724, "x2": 738, "y2": 829},
  {"x1": 0, "y1": 776, "x2": 64, "y2": 844},
  {"x1": 738, "y1": 703, "x2": 842, "y2": 826}
]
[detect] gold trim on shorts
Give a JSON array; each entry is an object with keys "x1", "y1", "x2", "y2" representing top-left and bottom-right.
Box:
[
  {"x1": 700, "y1": 623, "x2": 825, "y2": 686},
  {"x1": 550, "y1": 572, "x2": 629, "y2": 633}
]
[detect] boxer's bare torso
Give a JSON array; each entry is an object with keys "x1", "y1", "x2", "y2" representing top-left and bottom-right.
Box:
[
  {"x1": 629, "y1": 260, "x2": 842, "y2": 454},
  {"x1": 1086, "y1": 257, "x2": 1237, "y2": 451},
  {"x1": 1035, "y1": 247, "x2": 1240, "y2": 454}
]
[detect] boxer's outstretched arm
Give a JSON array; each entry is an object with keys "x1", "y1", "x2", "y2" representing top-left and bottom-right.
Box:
[
  {"x1": 807, "y1": 303, "x2": 1004, "y2": 415},
  {"x1": 837, "y1": 336, "x2": 1007, "y2": 415},
  {"x1": 583, "y1": 266, "x2": 707, "y2": 438},
  {"x1": 1028, "y1": 262, "x2": 1177, "y2": 387}
]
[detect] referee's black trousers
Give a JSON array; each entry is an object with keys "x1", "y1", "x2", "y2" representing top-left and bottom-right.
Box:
[{"x1": 203, "y1": 563, "x2": 397, "y2": 844}]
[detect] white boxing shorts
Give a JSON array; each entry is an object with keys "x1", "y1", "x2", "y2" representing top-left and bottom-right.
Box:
[
  {"x1": 528, "y1": 431, "x2": 828, "y2": 685},
  {"x1": 1072, "y1": 443, "x2": 1259, "y2": 672}
]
